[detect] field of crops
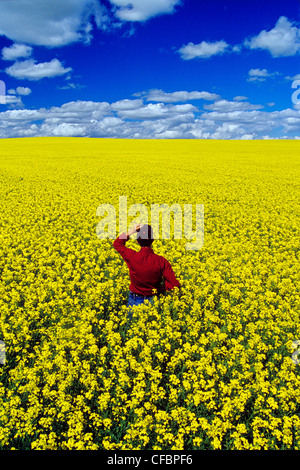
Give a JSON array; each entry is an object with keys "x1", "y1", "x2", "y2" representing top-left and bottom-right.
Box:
[{"x1": 0, "y1": 137, "x2": 299, "y2": 450}]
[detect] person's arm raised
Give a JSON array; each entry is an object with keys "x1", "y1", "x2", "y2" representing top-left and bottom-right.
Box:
[{"x1": 113, "y1": 224, "x2": 143, "y2": 261}]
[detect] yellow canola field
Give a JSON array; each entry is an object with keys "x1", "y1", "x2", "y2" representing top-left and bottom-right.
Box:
[{"x1": 0, "y1": 137, "x2": 299, "y2": 450}]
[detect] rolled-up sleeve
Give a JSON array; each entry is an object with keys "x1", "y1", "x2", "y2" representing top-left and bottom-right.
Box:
[{"x1": 113, "y1": 232, "x2": 134, "y2": 262}]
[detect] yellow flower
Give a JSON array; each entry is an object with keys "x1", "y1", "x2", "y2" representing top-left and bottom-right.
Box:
[{"x1": 0, "y1": 137, "x2": 299, "y2": 450}]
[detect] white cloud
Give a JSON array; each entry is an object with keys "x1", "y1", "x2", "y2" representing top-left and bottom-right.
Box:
[
  {"x1": 198, "y1": 107, "x2": 297, "y2": 140},
  {"x1": 177, "y1": 16, "x2": 300, "y2": 62},
  {"x1": 2, "y1": 94, "x2": 23, "y2": 107},
  {"x1": 7, "y1": 86, "x2": 31, "y2": 97},
  {"x1": 46, "y1": 100, "x2": 111, "y2": 122},
  {"x1": 145, "y1": 89, "x2": 220, "y2": 103},
  {"x1": 115, "y1": 102, "x2": 197, "y2": 120},
  {"x1": 109, "y1": 0, "x2": 181, "y2": 22},
  {"x1": 5, "y1": 59, "x2": 72, "y2": 81},
  {"x1": 111, "y1": 99, "x2": 144, "y2": 110},
  {"x1": 0, "y1": 0, "x2": 106, "y2": 47},
  {"x1": 204, "y1": 99, "x2": 263, "y2": 112},
  {"x1": 1, "y1": 93, "x2": 300, "y2": 140},
  {"x1": 58, "y1": 82, "x2": 85, "y2": 91},
  {"x1": 245, "y1": 16, "x2": 300, "y2": 57},
  {"x1": 178, "y1": 40, "x2": 229, "y2": 60},
  {"x1": 0, "y1": 0, "x2": 182, "y2": 47},
  {"x1": 233, "y1": 96, "x2": 248, "y2": 101},
  {"x1": 247, "y1": 68, "x2": 280, "y2": 82},
  {"x1": 0, "y1": 108, "x2": 46, "y2": 123},
  {"x1": 16, "y1": 86, "x2": 32, "y2": 96},
  {"x1": 209, "y1": 122, "x2": 254, "y2": 140},
  {"x1": 232, "y1": 44, "x2": 242, "y2": 54},
  {"x1": 1, "y1": 43, "x2": 33, "y2": 60},
  {"x1": 50, "y1": 122, "x2": 87, "y2": 137},
  {"x1": 249, "y1": 68, "x2": 270, "y2": 78},
  {"x1": 285, "y1": 74, "x2": 300, "y2": 81}
]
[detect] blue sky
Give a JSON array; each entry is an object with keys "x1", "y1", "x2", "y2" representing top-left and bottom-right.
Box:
[{"x1": 0, "y1": 0, "x2": 300, "y2": 139}]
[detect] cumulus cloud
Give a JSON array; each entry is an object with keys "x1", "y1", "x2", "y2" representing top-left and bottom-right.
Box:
[
  {"x1": 285, "y1": 73, "x2": 300, "y2": 81},
  {"x1": 16, "y1": 86, "x2": 32, "y2": 96},
  {"x1": 0, "y1": 0, "x2": 107, "y2": 47},
  {"x1": 204, "y1": 99, "x2": 263, "y2": 112},
  {"x1": 46, "y1": 100, "x2": 111, "y2": 122},
  {"x1": 109, "y1": 0, "x2": 182, "y2": 22},
  {"x1": 177, "y1": 16, "x2": 300, "y2": 62},
  {"x1": 209, "y1": 123, "x2": 255, "y2": 140},
  {"x1": 247, "y1": 68, "x2": 269, "y2": 82},
  {"x1": 7, "y1": 86, "x2": 32, "y2": 97},
  {"x1": 1, "y1": 93, "x2": 300, "y2": 140},
  {"x1": 145, "y1": 89, "x2": 220, "y2": 103},
  {"x1": 245, "y1": 16, "x2": 300, "y2": 57},
  {"x1": 2, "y1": 95, "x2": 23, "y2": 107},
  {"x1": 111, "y1": 99, "x2": 144, "y2": 111},
  {"x1": 0, "y1": 0, "x2": 182, "y2": 47},
  {"x1": 5, "y1": 58, "x2": 72, "y2": 81},
  {"x1": 115, "y1": 102, "x2": 197, "y2": 120},
  {"x1": 48, "y1": 122, "x2": 87, "y2": 137},
  {"x1": 0, "y1": 108, "x2": 46, "y2": 122},
  {"x1": 178, "y1": 40, "x2": 229, "y2": 60},
  {"x1": 247, "y1": 68, "x2": 280, "y2": 82},
  {"x1": 1, "y1": 43, "x2": 33, "y2": 61},
  {"x1": 233, "y1": 96, "x2": 248, "y2": 101}
]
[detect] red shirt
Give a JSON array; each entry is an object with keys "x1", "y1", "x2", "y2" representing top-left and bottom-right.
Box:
[{"x1": 113, "y1": 233, "x2": 181, "y2": 296}]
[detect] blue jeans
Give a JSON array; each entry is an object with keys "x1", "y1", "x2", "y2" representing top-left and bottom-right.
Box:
[{"x1": 127, "y1": 291, "x2": 154, "y2": 320}]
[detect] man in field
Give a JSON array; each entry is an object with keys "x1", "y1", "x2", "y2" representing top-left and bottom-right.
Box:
[{"x1": 113, "y1": 223, "x2": 180, "y2": 319}]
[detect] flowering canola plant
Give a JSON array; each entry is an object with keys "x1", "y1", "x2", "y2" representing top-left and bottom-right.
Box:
[{"x1": 0, "y1": 137, "x2": 299, "y2": 450}]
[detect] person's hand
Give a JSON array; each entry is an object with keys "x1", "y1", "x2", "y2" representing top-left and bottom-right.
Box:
[
  {"x1": 127, "y1": 224, "x2": 144, "y2": 236},
  {"x1": 135, "y1": 223, "x2": 143, "y2": 232}
]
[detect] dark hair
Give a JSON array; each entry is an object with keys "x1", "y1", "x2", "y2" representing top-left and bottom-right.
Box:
[{"x1": 137, "y1": 224, "x2": 154, "y2": 247}]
